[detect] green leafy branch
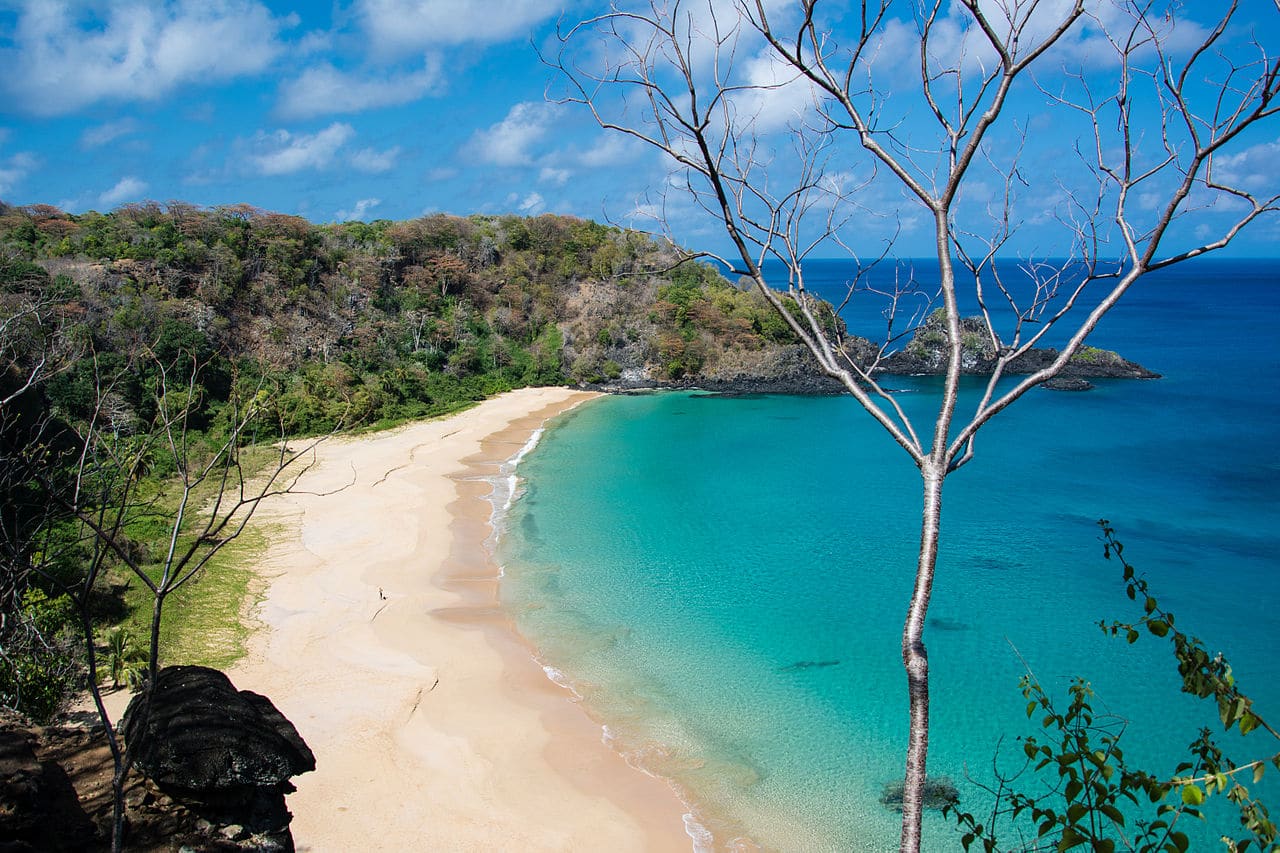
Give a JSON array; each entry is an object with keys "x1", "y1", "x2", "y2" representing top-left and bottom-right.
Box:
[{"x1": 945, "y1": 522, "x2": 1280, "y2": 852}]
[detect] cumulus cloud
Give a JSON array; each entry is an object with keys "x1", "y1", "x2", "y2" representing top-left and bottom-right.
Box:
[
  {"x1": 98, "y1": 176, "x2": 148, "y2": 208},
  {"x1": 0, "y1": 151, "x2": 39, "y2": 196},
  {"x1": 276, "y1": 58, "x2": 442, "y2": 119},
  {"x1": 579, "y1": 135, "x2": 646, "y2": 168},
  {"x1": 80, "y1": 118, "x2": 141, "y2": 149},
  {"x1": 0, "y1": 1, "x2": 293, "y2": 116},
  {"x1": 514, "y1": 191, "x2": 545, "y2": 214},
  {"x1": 355, "y1": 0, "x2": 562, "y2": 54},
  {"x1": 470, "y1": 102, "x2": 557, "y2": 167},
  {"x1": 351, "y1": 146, "x2": 401, "y2": 173},
  {"x1": 868, "y1": 0, "x2": 1211, "y2": 79},
  {"x1": 335, "y1": 198, "x2": 381, "y2": 221},
  {"x1": 249, "y1": 123, "x2": 355, "y2": 175},
  {"x1": 1214, "y1": 137, "x2": 1280, "y2": 193},
  {"x1": 727, "y1": 47, "x2": 819, "y2": 133},
  {"x1": 539, "y1": 167, "x2": 570, "y2": 186}
]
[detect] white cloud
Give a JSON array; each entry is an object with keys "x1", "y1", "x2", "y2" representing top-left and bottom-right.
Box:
[
  {"x1": 0, "y1": 151, "x2": 38, "y2": 196},
  {"x1": 727, "y1": 46, "x2": 819, "y2": 133},
  {"x1": 470, "y1": 101, "x2": 557, "y2": 167},
  {"x1": 0, "y1": 1, "x2": 293, "y2": 116},
  {"x1": 335, "y1": 198, "x2": 381, "y2": 222},
  {"x1": 509, "y1": 191, "x2": 545, "y2": 214},
  {"x1": 875, "y1": 0, "x2": 1212, "y2": 80},
  {"x1": 355, "y1": 0, "x2": 562, "y2": 54},
  {"x1": 539, "y1": 167, "x2": 570, "y2": 186},
  {"x1": 80, "y1": 118, "x2": 140, "y2": 149},
  {"x1": 578, "y1": 134, "x2": 645, "y2": 168},
  {"x1": 276, "y1": 58, "x2": 442, "y2": 119},
  {"x1": 98, "y1": 176, "x2": 148, "y2": 208},
  {"x1": 1214, "y1": 137, "x2": 1280, "y2": 193},
  {"x1": 351, "y1": 146, "x2": 401, "y2": 173},
  {"x1": 249, "y1": 123, "x2": 355, "y2": 175}
]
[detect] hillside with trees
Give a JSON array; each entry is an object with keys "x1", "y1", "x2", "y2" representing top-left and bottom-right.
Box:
[{"x1": 1, "y1": 202, "x2": 824, "y2": 436}]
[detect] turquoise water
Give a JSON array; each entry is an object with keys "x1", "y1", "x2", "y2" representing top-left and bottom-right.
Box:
[{"x1": 496, "y1": 259, "x2": 1280, "y2": 851}]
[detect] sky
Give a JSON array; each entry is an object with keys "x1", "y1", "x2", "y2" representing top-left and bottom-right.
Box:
[{"x1": 1, "y1": 0, "x2": 1277, "y2": 259}]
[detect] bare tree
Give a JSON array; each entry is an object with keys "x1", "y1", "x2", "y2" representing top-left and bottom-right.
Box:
[
  {"x1": 6, "y1": 346, "x2": 331, "y2": 852},
  {"x1": 552, "y1": 1, "x2": 1279, "y2": 849}
]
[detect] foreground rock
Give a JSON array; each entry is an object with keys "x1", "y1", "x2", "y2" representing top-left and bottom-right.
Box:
[{"x1": 122, "y1": 666, "x2": 315, "y2": 852}]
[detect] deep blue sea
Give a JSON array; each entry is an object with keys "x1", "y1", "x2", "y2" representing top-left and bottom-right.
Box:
[{"x1": 495, "y1": 258, "x2": 1280, "y2": 851}]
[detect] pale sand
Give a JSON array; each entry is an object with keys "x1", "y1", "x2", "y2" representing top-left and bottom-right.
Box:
[{"x1": 221, "y1": 388, "x2": 694, "y2": 852}]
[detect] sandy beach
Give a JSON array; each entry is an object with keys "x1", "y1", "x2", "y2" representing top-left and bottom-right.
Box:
[{"x1": 220, "y1": 387, "x2": 694, "y2": 851}]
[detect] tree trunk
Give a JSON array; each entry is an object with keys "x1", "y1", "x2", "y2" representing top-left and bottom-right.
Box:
[{"x1": 900, "y1": 462, "x2": 944, "y2": 852}]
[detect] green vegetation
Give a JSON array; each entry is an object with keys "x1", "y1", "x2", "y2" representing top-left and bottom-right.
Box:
[{"x1": 1072, "y1": 345, "x2": 1120, "y2": 365}]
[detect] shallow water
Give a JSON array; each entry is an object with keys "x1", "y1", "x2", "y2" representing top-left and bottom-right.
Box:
[{"x1": 496, "y1": 259, "x2": 1280, "y2": 850}]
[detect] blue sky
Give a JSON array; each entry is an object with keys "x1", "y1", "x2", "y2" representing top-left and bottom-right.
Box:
[{"x1": 1, "y1": 1, "x2": 1277, "y2": 259}]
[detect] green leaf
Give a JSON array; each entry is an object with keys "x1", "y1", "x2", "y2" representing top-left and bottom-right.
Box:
[
  {"x1": 1253, "y1": 763, "x2": 1265, "y2": 784},
  {"x1": 1059, "y1": 826, "x2": 1087, "y2": 850},
  {"x1": 1100, "y1": 804, "x2": 1125, "y2": 825},
  {"x1": 1148, "y1": 619, "x2": 1169, "y2": 638},
  {"x1": 1180, "y1": 784, "x2": 1204, "y2": 806}
]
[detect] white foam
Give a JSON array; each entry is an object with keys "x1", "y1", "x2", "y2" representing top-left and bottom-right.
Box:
[
  {"x1": 683, "y1": 812, "x2": 716, "y2": 853},
  {"x1": 540, "y1": 663, "x2": 583, "y2": 699},
  {"x1": 510, "y1": 425, "x2": 546, "y2": 468}
]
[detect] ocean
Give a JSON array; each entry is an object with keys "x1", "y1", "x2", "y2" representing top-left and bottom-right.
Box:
[{"x1": 494, "y1": 257, "x2": 1280, "y2": 851}]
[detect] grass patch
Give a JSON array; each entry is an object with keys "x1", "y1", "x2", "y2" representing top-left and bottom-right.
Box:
[
  {"x1": 110, "y1": 444, "x2": 296, "y2": 672},
  {"x1": 118, "y1": 522, "x2": 277, "y2": 670}
]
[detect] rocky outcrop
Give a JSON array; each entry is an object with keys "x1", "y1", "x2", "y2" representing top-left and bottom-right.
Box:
[
  {"x1": 586, "y1": 314, "x2": 1157, "y2": 394},
  {"x1": 122, "y1": 666, "x2": 314, "y2": 852},
  {"x1": 873, "y1": 314, "x2": 1159, "y2": 384}
]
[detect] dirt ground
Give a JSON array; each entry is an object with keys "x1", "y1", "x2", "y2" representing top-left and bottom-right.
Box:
[{"x1": 1, "y1": 706, "x2": 250, "y2": 852}]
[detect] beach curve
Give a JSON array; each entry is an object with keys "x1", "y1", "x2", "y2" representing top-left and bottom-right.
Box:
[{"x1": 225, "y1": 387, "x2": 694, "y2": 851}]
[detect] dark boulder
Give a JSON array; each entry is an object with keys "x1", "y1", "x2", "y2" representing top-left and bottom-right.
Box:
[{"x1": 122, "y1": 666, "x2": 314, "y2": 851}]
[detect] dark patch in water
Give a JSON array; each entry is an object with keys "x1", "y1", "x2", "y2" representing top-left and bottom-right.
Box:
[
  {"x1": 779, "y1": 659, "x2": 841, "y2": 673},
  {"x1": 969, "y1": 555, "x2": 1017, "y2": 573},
  {"x1": 519, "y1": 512, "x2": 541, "y2": 545},
  {"x1": 928, "y1": 617, "x2": 969, "y2": 632}
]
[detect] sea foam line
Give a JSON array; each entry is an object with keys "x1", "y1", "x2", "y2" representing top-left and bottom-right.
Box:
[{"x1": 484, "y1": 425, "x2": 548, "y2": 571}]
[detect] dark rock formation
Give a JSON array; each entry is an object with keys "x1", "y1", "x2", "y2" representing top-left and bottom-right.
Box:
[
  {"x1": 585, "y1": 312, "x2": 1156, "y2": 395},
  {"x1": 873, "y1": 314, "x2": 1159, "y2": 383},
  {"x1": 122, "y1": 666, "x2": 314, "y2": 852}
]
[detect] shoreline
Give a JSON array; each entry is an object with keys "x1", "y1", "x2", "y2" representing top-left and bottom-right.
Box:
[{"x1": 223, "y1": 388, "x2": 694, "y2": 851}]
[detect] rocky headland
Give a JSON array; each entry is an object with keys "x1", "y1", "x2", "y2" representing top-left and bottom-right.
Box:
[{"x1": 586, "y1": 312, "x2": 1158, "y2": 395}]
